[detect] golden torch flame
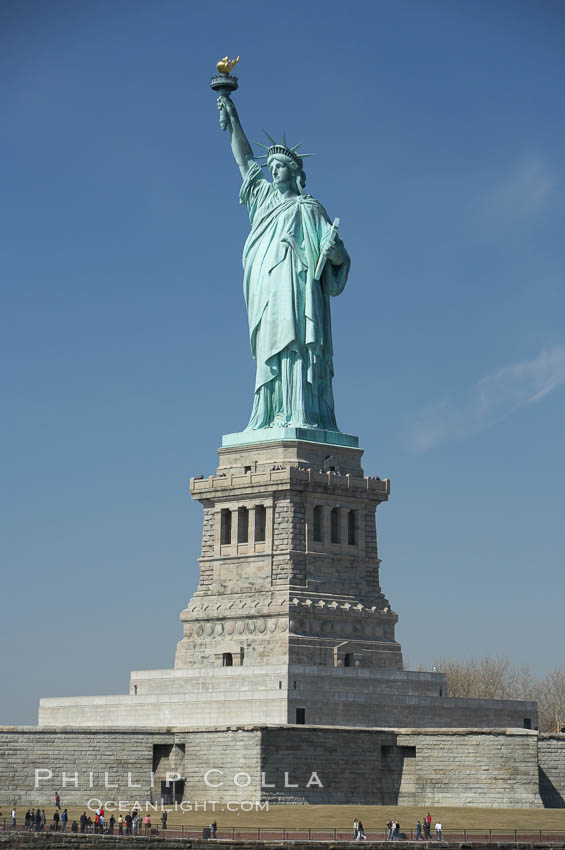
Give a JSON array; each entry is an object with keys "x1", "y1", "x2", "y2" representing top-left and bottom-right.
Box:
[{"x1": 216, "y1": 56, "x2": 240, "y2": 74}]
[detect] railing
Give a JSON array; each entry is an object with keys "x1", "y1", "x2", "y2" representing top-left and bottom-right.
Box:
[{"x1": 3, "y1": 820, "x2": 565, "y2": 842}]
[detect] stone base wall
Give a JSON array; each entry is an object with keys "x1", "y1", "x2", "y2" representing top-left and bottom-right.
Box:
[
  {"x1": 538, "y1": 734, "x2": 565, "y2": 807},
  {"x1": 396, "y1": 729, "x2": 542, "y2": 808},
  {"x1": 0, "y1": 725, "x2": 554, "y2": 809},
  {"x1": 0, "y1": 728, "x2": 167, "y2": 807},
  {"x1": 259, "y1": 727, "x2": 401, "y2": 804}
]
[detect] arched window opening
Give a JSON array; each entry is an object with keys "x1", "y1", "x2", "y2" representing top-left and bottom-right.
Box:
[
  {"x1": 222, "y1": 652, "x2": 233, "y2": 667},
  {"x1": 344, "y1": 653, "x2": 352, "y2": 668}
]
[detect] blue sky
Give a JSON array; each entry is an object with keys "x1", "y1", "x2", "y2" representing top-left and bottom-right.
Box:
[{"x1": 1, "y1": 0, "x2": 564, "y2": 724}]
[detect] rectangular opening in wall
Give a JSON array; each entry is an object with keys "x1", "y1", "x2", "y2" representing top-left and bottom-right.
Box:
[
  {"x1": 255, "y1": 505, "x2": 266, "y2": 542},
  {"x1": 348, "y1": 510, "x2": 356, "y2": 545},
  {"x1": 220, "y1": 509, "x2": 232, "y2": 545},
  {"x1": 330, "y1": 507, "x2": 340, "y2": 543},
  {"x1": 160, "y1": 780, "x2": 173, "y2": 805},
  {"x1": 400, "y1": 746, "x2": 416, "y2": 758},
  {"x1": 153, "y1": 744, "x2": 173, "y2": 774},
  {"x1": 523, "y1": 717, "x2": 532, "y2": 729},
  {"x1": 238, "y1": 506, "x2": 249, "y2": 543},
  {"x1": 295, "y1": 707, "x2": 306, "y2": 724},
  {"x1": 313, "y1": 506, "x2": 322, "y2": 542},
  {"x1": 174, "y1": 779, "x2": 184, "y2": 803}
]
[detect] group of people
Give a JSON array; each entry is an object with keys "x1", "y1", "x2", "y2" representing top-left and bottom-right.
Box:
[
  {"x1": 414, "y1": 814, "x2": 443, "y2": 841},
  {"x1": 385, "y1": 813, "x2": 443, "y2": 841},
  {"x1": 79, "y1": 806, "x2": 167, "y2": 835},
  {"x1": 353, "y1": 818, "x2": 366, "y2": 840},
  {"x1": 18, "y1": 807, "x2": 73, "y2": 833},
  {"x1": 386, "y1": 819, "x2": 403, "y2": 840},
  {"x1": 10, "y1": 801, "x2": 169, "y2": 836},
  {"x1": 21, "y1": 809, "x2": 47, "y2": 831}
]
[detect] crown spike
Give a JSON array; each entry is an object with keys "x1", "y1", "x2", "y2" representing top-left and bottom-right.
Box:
[
  {"x1": 282, "y1": 130, "x2": 287, "y2": 146},
  {"x1": 251, "y1": 140, "x2": 271, "y2": 150},
  {"x1": 262, "y1": 129, "x2": 277, "y2": 145},
  {"x1": 290, "y1": 142, "x2": 303, "y2": 152}
]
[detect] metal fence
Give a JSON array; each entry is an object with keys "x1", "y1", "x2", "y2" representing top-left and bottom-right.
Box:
[{"x1": 3, "y1": 821, "x2": 565, "y2": 842}]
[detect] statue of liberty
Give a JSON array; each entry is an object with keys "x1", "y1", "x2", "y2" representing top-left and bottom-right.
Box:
[{"x1": 216, "y1": 89, "x2": 351, "y2": 434}]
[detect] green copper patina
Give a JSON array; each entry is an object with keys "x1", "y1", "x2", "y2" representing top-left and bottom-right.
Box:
[{"x1": 215, "y1": 82, "x2": 356, "y2": 449}]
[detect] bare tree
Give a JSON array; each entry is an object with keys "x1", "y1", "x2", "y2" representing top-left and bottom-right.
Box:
[
  {"x1": 432, "y1": 655, "x2": 565, "y2": 733},
  {"x1": 537, "y1": 668, "x2": 565, "y2": 733}
]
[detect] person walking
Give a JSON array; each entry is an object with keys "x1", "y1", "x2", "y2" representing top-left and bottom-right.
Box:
[
  {"x1": 161, "y1": 810, "x2": 168, "y2": 831},
  {"x1": 11, "y1": 808, "x2": 16, "y2": 829},
  {"x1": 118, "y1": 815, "x2": 124, "y2": 835},
  {"x1": 210, "y1": 820, "x2": 217, "y2": 839},
  {"x1": 353, "y1": 819, "x2": 360, "y2": 840},
  {"x1": 54, "y1": 792, "x2": 61, "y2": 810},
  {"x1": 435, "y1": 822, "x2": 442, "y2": 841},
  {"x1": 61, "y1": 809, "x2": 68, "y2": 832},
  {"x1": 144, "y1": 814, "x2": 151, "y2": 835},
  {"x1": 416, "y1": 821, "x2": 422, "y2": 840},
  {"x1": 386, "y1": 820, "x2": 393, "y2": 841},
  {"x1": 109, "y1": 814, "x2": 115, "y2": 834},
  {"x1": 357, "y1": 820, "x2": 366, "y2": 840},
  {"x1": 53, "y1": 811, "x2": 60, "y2": 831}
]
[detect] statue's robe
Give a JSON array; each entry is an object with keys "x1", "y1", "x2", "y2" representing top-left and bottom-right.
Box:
[{"x1": 240, "y1": 161, "x2": 350, "y2": 430}]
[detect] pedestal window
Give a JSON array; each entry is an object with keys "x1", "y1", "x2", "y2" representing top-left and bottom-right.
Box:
[
  {"x1": 254, "y1": 505, "x2": 266, "y2": 542},
  {"x1": 330, "y1": 507, "x2": 340, "y2": 543},
  {"x1": 238, "y1": 507, "x2": 249, "y2": 543},
  {"x1": 220, "y1": 509, "x2": 232, "y2": 545},
  {"x1": 313, "y1": 505, "x2": 322, "y2": 542}
]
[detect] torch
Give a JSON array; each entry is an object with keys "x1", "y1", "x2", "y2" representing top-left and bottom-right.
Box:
[{"x1": 210, "y1": 56, "x2": 240, "y2": 130}]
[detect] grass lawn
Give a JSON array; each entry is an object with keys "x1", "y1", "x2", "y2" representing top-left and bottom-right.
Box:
[{"x1": 8, "y1": 805, "x2": 565, "y2": 832}]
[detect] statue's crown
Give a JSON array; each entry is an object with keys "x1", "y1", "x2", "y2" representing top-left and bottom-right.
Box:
[{"x1": 253, "y1": 131, "x2": 314, "y2": 169}]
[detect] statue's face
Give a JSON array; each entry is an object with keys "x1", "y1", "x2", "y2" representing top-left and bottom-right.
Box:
[{"x1": 269, "y1": 156, "x2": 292, "y2": 185}]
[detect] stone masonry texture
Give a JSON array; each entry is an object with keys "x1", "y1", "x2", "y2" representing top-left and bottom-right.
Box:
[
  {"x1": 538, "y1": 734, "x2": 565, "y2": 807},
  {"x1": 0, "y1": 725, "x2": 559, "y2": 808}
]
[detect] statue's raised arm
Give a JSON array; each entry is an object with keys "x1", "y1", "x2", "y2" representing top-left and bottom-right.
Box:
[{"x1": 216, "y1": 95, "x2": 254, "y2": 179}]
